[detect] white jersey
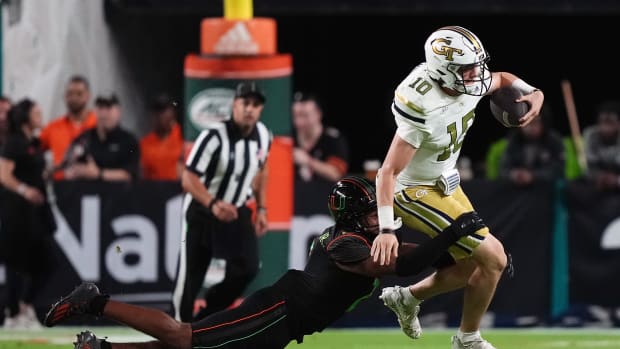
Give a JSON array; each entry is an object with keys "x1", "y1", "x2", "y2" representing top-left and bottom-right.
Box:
[{"x1": 392, "y1": 63, "x2": 484, "y2": 187}]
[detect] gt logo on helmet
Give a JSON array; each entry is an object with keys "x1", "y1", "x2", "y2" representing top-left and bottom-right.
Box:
[{"x1": 431, "y1": 38, "x2": 464, "y2": 62}]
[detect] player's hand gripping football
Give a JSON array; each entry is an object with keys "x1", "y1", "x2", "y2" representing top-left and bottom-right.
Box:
[
  {"x1": 517, "y1": 89, "x2": 544, "y2": 126},
  {"x1": 371, "y1": 231, "x2": 399, "y2": 266}
]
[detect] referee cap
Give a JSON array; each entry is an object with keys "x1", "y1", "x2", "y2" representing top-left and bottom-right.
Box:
[{"x1": 235, "y1": 81, "x2": 266, "y2": 104}]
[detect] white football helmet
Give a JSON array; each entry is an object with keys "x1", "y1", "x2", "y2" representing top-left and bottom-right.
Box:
[{"x1": 424, "y1": 26, "x2": 492, "y2": 96}]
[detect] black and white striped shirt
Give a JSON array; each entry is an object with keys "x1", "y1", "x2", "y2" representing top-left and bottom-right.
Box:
[{"x1": 185, "y1": 119, "x2": 272, "y2": 207}]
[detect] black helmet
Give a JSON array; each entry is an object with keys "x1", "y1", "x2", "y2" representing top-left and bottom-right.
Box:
[{"x1": 328, "y1": 175, "x2": 377, "y2": 232}]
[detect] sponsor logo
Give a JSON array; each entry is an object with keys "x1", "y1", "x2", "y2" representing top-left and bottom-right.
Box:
[
  {"x1": 215, "y1": 22, "x2": 259, "y2": 55},
  {"x1": 188, "y1": 88, "x2": 235, "y2": 129}
]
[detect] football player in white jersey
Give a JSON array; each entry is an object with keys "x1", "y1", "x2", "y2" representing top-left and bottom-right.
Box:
[{"x1": 370, "y1": 26, "x2": 544, "y2": 349}]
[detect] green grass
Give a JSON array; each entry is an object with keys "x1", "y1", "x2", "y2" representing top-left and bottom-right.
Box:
[{"x1": 1, "y1": 327, "x2": 620, "y2": 348}]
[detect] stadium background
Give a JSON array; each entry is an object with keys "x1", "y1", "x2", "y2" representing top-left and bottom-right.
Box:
[{"x1": 1, "y1": 0, "x2": 620, "y2": 347}]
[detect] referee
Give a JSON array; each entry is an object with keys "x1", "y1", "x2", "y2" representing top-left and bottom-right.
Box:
[{"x1": 172, "y1": 81, "x2": 272, "y2": 322}]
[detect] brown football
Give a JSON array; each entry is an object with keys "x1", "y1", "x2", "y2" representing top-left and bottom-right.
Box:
[{"x1": 489, "y1": 86, "x2": 529, "y2": 128}]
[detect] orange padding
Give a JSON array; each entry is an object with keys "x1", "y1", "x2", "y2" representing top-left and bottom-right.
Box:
[
  {"x1": 262, "y1": 136, "x2": 293, "y2": 228},
  {"x1": 184, "y1": 53, "x2": 292, "y2": 79},
  {"x1": 201, "y1": 18, "x2": 276, "y2": 55}
]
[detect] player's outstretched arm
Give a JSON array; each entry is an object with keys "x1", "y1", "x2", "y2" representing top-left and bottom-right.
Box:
[
  {"x1": 342, "y1": 212, "x2": 486, "y2": 278},
  {"x1": 371, "y1": 133, "x2": 417, "y2": 266}
]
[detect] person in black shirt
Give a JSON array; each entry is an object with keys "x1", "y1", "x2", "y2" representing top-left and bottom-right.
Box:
[
  {"x1": 63, "y1": 94, "x2": 140, "y2": 181},
  {"x1": 44, "y1": 175, "x2": 486, "y2": 349},
  {"x1": 292, "y1": 92, "x2": 349, "y2": 184},
  {"x1": 498, "y1": 106, "x2": 565, "y2": 186},
  {"x1": 0, "y1": 99, "x2": 56, "y2": 329}
]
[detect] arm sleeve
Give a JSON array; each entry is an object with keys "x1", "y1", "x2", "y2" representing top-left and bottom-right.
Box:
[
  {"x1": 326, "y1": 234, "x2": 371, "y2": 264},
  {"x1": 395, "y1": 229, "x2": 458, "y2": 276},
  {"x1": 185, "y1": 129, "x2": 220, "y2": 175}
]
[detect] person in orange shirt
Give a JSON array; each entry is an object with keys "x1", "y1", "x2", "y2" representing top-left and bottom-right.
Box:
[
  {"x1": 140, "y1": 94, "x2": 184, "y2": 181},
  {"x1": 40, "y1": 75, "x2": 97, "y2": 180}
]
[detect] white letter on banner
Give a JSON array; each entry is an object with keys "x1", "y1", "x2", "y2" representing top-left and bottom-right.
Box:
[
  {"x1": 53, "y1": 196, "x2": 100, "y2": 281},
  {"x1": 165, "y1": 194, "x2": 183, "y2": 280},
  {"x1": 288, "y1": 215, "x2": 334, "y2": 270},
  {"x1": 106, "y1": 215, "x2": 158, "y2": 282}
]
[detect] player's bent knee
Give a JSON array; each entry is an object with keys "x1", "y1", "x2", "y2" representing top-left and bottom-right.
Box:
[{"x1": 473, "y1": 234, "x2": 507, "y2": 274}]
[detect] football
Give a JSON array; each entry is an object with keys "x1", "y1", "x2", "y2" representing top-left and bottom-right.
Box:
[{"x1": 489, "y1": 86, "x2": 529, "y2": 128}]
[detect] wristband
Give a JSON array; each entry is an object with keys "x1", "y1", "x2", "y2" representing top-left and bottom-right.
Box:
[
  {"x1": 257, "y1": 206, "x2": 267, "y2": 214},
  {"x1": 208, "y1": 198, "x2": 219, "y2": 211},
  {"x1": 381, "y1": 228, "x2": 395, "y2": 235},
  {"x1": 511, "y1": 79, "x2": 539, "y2": 95},
  {"x1": 378, "y1": 205, "x2": 395, "y2": 230}
]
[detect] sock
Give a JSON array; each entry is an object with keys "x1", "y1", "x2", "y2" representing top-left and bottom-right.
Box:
[
  {"x1": 400, "y1": 287, "x2": 422, "y2": 305},
  {"x1": 457, "y1": 330, "x2": 481, "y2": 343},
  {"x1": 100, "y1": 340, "x2": 112, "y2": 349},
  {"x1": 89, "y1": 295, "x2": 110, "y2": 316}
]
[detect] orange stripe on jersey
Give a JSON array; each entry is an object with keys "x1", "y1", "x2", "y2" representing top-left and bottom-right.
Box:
[
  {"x1": 192, "y1": 300, "x2": 286, "y2": 334},
  {"x1": 326, "y1": 233, "x2": 371, "y2": 251}
]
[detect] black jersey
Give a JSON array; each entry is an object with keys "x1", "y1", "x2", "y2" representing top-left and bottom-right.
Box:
[{"x1": 271, "y1": 225, "x2": 377, "y2": 341}]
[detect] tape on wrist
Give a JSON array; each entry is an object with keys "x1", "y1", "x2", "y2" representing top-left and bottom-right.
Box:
[
  {"x1": 511, "y1": 79, "x2": 539, "y2": 95},
  {"x1": 378, "y1": 205, "x2": 395, "y2": 230}
]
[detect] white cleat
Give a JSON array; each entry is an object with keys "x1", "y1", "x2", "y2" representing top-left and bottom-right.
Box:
[
  {"x1": 379, "y1": 286, "x2": 422, "y2": 339},
  {"x1": 451, "y1": 335, "x2": 497, "y2": 349}
]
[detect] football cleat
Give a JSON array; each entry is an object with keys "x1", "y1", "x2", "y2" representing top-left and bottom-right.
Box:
[
  {"x1": 73, "y1": 331, "x2": 107, "y2": 349},
  {"x1": 379, "y1": 286, "x2": 422, "y2": 339},
  {"x1": 44, "y1": 282, "x2": 103, "y2": 327},
  {"x1": 451, "y1": 335, "x2": 498, "y2": 349}
]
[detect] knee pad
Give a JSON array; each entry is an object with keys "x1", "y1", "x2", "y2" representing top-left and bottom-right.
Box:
[{"x1": 446, "y1": 211, "x2": 486, "y2": 238}]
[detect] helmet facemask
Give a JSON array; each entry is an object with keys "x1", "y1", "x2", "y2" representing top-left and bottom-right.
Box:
[
  {"x1": 328, "y1": 176, "x2": 378, "y2": 234},
  {"x1": 447, "y1": 56, "x2": 492, "y2": 96}
]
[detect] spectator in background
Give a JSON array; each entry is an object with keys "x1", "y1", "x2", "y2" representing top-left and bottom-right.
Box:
[
  {"x1": 498, "y1": 106, "x2": 565, "y2": 186},
  {"x1": 0, "y1": 99, "x2": 56, "y2": 329},
  {"x1": 0, "y1": 96, "x2": 11, "y2": 147},
  {"x1": 63, "y1": 94, "x2": 140, "y2": 182},
  {"x1": 140, "y1": 94, "x2": 184, "y2": 180},
  {"x1": 292, "y1": 92, "x2": 349, "y2": 184},
  {"x1": 40, "y1": 75, "x2": 97, "y2": 180},
  {"x1": 583, "y1": 100, "x2": 620, "y2": 191}
]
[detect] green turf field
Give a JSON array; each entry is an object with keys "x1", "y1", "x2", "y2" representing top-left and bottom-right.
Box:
[{"x1": 1, "y1": 327, "x2": 619, "y2": 348}]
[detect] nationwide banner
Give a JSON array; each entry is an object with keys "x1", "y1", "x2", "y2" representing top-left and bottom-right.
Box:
[
  {"x1": 566, "y1": 180, "x2": 620, "y2": 307},
  {"x1": 0, "y1": 181, "x2": 183, "y2": 324},
  {"x1": 0, "y1": 179, "x2": 556, "y2": 326}
]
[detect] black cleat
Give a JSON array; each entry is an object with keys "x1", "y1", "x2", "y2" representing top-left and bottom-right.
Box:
[
  {"x1": 44, "y1": 282, "x2": 103, "y2": 327},
  {"x1": 73, "y1": 331, "x2": 107, "y2": 349}
]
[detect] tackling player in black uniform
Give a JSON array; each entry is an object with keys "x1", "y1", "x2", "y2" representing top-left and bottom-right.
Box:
[{"x1": 44, "y1": 175, "x2": 485, "y2": 349}]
